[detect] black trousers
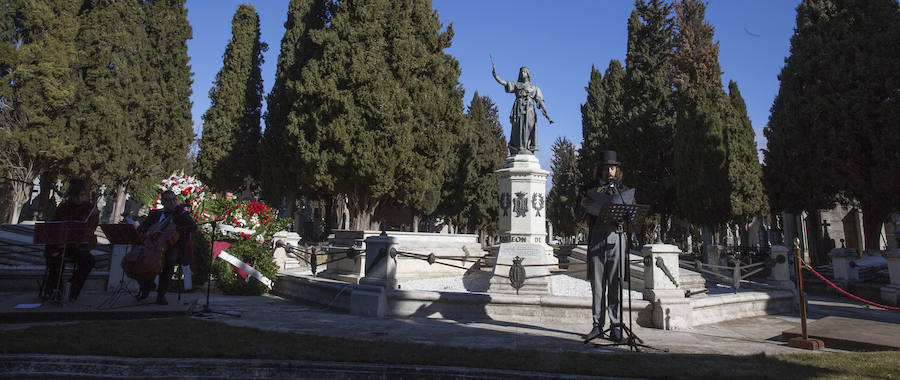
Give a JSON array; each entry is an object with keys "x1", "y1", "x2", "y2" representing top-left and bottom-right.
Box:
[
  {"x1": 139, "y1": 250, "x2": 179, "y2": 300},
  {"x1": 588, "y1": 231, "x2": 622, "y2": 337},
  {"x1": 44, "y1": 248, "x2": 95, "y2": 300}
]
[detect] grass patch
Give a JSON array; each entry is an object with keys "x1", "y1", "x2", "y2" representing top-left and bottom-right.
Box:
[{"x1": 2, "y1": 318, "x2": 898, "y2": 379}]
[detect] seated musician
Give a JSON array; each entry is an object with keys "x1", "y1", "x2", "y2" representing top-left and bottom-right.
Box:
[
  {"x1": 43, "y1": 179, "x2": 99, "y2": 302},
  {"x1": 137, "y1": 190, "x2": 196, "y2": 305}
]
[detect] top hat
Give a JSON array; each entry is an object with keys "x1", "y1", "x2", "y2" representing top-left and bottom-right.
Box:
[{"x1": 598, "y1": 150, "x2": 621, "y2": 166}]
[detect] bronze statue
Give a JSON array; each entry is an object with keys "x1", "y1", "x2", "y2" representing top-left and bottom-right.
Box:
[{"x1": 492, "y1": 56, "x2": 553, "y2": 156}]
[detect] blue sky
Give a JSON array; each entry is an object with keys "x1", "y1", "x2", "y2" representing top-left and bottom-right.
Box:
[{"x1": 185, "y1": 0, "x2": 800, "y2": 168}]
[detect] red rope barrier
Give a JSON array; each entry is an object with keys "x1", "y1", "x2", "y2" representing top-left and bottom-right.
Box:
[{"x1": 803, "y1": 264, "x2": 900, "y2": 311}]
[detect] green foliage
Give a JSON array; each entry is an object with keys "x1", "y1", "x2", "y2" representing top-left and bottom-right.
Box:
[
  {"x1": 619, "y1": 0, "x2": 677, "y2": 230},
  {"x1": 68, "y1": 0, "x2": 149, "y2": 187},
  {"x1": 212, "y1": 238, "x2": 277, "y2": 295},
  {"x1": 765, "y1": 0, "x2": 900, "y2": 247},
  {"x1": 197, "y1": 4, "x2": 267, "y2": 193},
  {"x1": 141, "y1": 0, "x2": 194, "y2": 179},
  {"x1": 547, "y1": 137, "x2": 581, "y2": 238},
  {"x1": 261, "y1": 0, "x2": 331, "y2": 206},
  {"x1": 2, "y1": 0, "x2": 79, "y2": 180},
  {"x1": 579, "y1": 60, "x2": 626, "y2": 189},
  {"x1": 439, "y1": 92, "x2": 507, "y2": 234},
  {"x1": 725, "y1": 80, "x2": 767, "y2": 221},
  {"x1": 672, "y1": 0, "x2": 729, "y2": 227}
]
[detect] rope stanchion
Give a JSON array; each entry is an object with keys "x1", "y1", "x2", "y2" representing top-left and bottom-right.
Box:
[{"x1": 803, "y1": 262, "x2": 900, "y2": 311}]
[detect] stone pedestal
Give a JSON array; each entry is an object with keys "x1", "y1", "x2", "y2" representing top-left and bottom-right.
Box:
[
  {"x1": 488, "y1": 243, "x2": 551, "y2": 295},
  {"x1": 496, "y1": 154, "x2": 551, "y2": 252},
  {"x1": 828, "y1": 247, "x2": 858, "y2": 287},
  {"x1": 769, "y1": 245, "x2": 794, "y2": 290},
  {"x1": 107, "y1": 245, "x2": 137, "y2": 291},
  {"x1": 882, "y1": 249, "x2": 900, "y2": 306},
  {"x1": 490, "y1": 154, "x2": 553, "y2": 295},
  {"x1": 642, "y1": 244, "x2": 691, "y2": 330}
]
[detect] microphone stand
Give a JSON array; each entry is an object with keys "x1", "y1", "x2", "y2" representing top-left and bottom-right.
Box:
[{"x1": 193, "y1": 214, "x2": 239, "y2": 317}]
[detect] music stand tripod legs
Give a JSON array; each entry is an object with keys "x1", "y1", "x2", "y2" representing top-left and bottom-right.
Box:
[{"x1": 194, "y1": 219, "x2": 239, "y2": 318}]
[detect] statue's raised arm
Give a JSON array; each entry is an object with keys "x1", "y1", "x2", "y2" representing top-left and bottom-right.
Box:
[
  {"x1": 491, "y1": 59, "x2": 552, "y2": 156},
  {"x1": 491, "y1": 55, "x2": 508, "y2": 87}
]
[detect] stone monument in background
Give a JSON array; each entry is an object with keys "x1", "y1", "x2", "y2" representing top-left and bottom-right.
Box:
[{"x1": 488, "y1": 59, "x2": 555, "y2": 295}]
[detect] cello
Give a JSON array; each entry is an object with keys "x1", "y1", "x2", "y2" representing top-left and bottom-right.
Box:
[{"x1": 122, "y1": 214, "x2": 179, "y2": 284}]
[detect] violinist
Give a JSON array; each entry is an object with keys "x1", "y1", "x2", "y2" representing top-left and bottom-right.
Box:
[
  {"x1": 136, "y1": 190, "x2": 196, "y2": 305},
  {"x1": 580, "y1": 151, "x2": 635, "y2": 343},
  {"x1": 43, "y1": 179, "x2": 99, "y2": 302}
]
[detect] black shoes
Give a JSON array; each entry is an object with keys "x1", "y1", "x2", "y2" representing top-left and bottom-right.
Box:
[
  {"x1": 137, "y1": 283, "x2": 156, "y2": 301},
  {"x1": 583, "y1": 325, "x2": 603, "y2": 342}
]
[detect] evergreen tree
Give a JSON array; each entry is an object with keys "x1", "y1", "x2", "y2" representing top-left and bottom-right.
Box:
[
  {"x1": 547, "y1": 137, "x2": 581, "y2": 240},
  {"x1": 579, "y1": 60, "x2": 625, "y2": 188},
  {"x1": 262, "y1": 0, "x2": 330, "y2": 217},
  {"x1": 620, "y1": 0, "x2": 677, "y2": 237},
  {"x1": 766, "y1": 0, "x2": 900, "y2": 248},
  {"x1": 197, "y1": 4, "x2": 267, "y2": 193},
  {"x1": 0, "y1": 0, "x2": 79, "y2": 222},
  {"x1": 69, "y1": 0, "x2": 149, "y2": 187},
  {"x1": 443, "y1": 92, "x2": 506, "y2": 238},
  {"x1": 142, "y1": 0, "x2": 193, "y2": 177},
  {"x1": 672, "y1": 0, "x2": 729, "y2": 228},
  {"x1": 725, "y1": 80, "x2": 767, "y2": 223},
  {"x1": 301, "y1": 0, "x2": 414, "y2": 229},
  {"x1": 389, "y1": 0, "x2": 465, "y2": 230}
]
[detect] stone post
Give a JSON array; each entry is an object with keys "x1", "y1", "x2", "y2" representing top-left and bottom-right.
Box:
[
  {"x1": 881, "y1": 249, "x2": 900, "y2": 306},
  {"x1": 828, "y1": 247, "x2": 858, "y2": 288},
  {"x1": 271, "y1": 231, "x2": 302, "y2": 271},
  {"x1": 350, "y1": 232, "x2": 398, "y2": 317},
  {"x1": 642, "y1": 244, "x2": 691, "y2": 330},
  {"x1": 107, "y1": 245, "x2": 134, "y2": 291},
  {"x1": 769, "y1": 245, "x2": 794, "y2": 290}
]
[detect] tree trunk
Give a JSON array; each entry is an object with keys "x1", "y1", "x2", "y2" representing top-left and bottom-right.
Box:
[
  {"x1": 37, "y1": 172, "x2": 57, "y2": 221},
  {"x1": 412, "y1": 213, "x2": 419, "y2": 232},
  {"x1": 284, "y1": 190, "x2": 297, "y2": 233},
  {"x1": 862, "y1": 206, "x2": 888, "y2": 252},
  {"x1": 110, "y1": 183, "x2": 128, "y2": 224},
  {"x1": 7, "y1": 180, "x2": 29, "y2": 224}
]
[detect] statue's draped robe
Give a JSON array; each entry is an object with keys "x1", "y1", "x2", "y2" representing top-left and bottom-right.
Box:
[{"x1": 502, "y1": 81, "x2": 545, "y2": 155}]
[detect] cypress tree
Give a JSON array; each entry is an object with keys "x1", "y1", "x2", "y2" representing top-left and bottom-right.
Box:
[
  {"x1": 142, "y1": 0, "x2": 193, "y2": 177},
  {"x1": 69, "y1": 0, "x2": 149, "y2": 187},
  {"x1": 725, "y1": 80, "x2": 767, "y2": 224},
  {"x1": 1, "y1": 0, "x2": 79, "y2": 222},
  {"x1": 579, "y1": 60, "x2": 625, "y2": 188},
  {"x1": 389, "y1": 0, "x2": 465, "y2": 230},
  {"x1": 445, "y1": 91, "x2": 506, "y2": 238},
  {"x1": 302, "y1": 0, "x2": 414, "y2": 229},
  {"x1": 672, "y1": 0, "x2": 730, "y2": 229},
  {"x1": 547, "y1": 137, "x2": 581, "y2": 240},
  {"x1": 262, "y1": 0, "x2": 330, "y2": 217},
  {"x1": 620, "y1": 0, "x2": 677, "y2": 237},
  {"x1": 197, "y1": 4, "x2": 267, "y2": 193},
  {"x1": 767, "y1": 0, "x2": 900, "y2": 249},
  {"x1": 764, "y1": 0, "x2": 848, "y2": 217}
]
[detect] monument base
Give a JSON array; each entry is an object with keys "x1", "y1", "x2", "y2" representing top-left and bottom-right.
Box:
[{"x1": 488, "y1": 243, "x2": 552, "y2": 295}]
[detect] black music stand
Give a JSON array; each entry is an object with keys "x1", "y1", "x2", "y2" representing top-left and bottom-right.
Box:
[
  {"x1": 585, "y1": 202, "x2": 666, "y2": 352},
  {"x1": 34, "y1": 221, "x2": 92, "y2": 303},
  {"x1": 97, "y1": 223, "x2": 143, "y2": 308}
]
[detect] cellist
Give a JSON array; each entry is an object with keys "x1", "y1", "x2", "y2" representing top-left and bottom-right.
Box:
[{"x1": 137, "y1": 190, "x2": 196, "y2": 305}]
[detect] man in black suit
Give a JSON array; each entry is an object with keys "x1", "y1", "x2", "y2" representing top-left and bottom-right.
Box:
[
  {"x1": 137, "y1": 190, "x2": 196, "y2": 305},
  {"x1": 580, "y1": 151, "x2": 635, "y2": 343}
]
